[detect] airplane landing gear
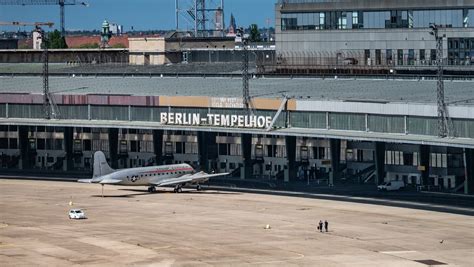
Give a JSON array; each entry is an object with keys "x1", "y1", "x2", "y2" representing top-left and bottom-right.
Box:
[
  {"x1": 197, "y1": 184, "x2": 202, "y2": 191},
  {"x1": 147, "y1": 186, "x2": 156, "y2": 193},
  {"x1": 173, "y1": 185, "x2": 183, "y2": 193}
]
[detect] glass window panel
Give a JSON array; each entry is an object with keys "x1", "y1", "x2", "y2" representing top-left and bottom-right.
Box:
[
  {"x1": 447, "y1": 10, "x2": 454, "y2": 27},
  {"x1": 364, "y1": 12, "x2": 370, "y2": 28},
  {"x1": 454, "y1": 10, "x2": 463, "y2": 27},
  {"x1": 408, "y1": 10, "x2": 414, "y2": 28},
  {"x1": 429, "y1": 10, "x2": 435, "y2": 25},
  {"x1": 423, "y1": 10, "x2": 429, "y2": 27},
  {"x1": 413, "y1": 11, "x2": 421, "y2": 27},
  {"x1": 297, "y1": 13, "x2": 304, "y2": 27},
  {"x1": 468, "y1": 10, "x2": 472, "y2": 27},
  {"x1": 435, "y1": 10, "x2": 441, "y2": 25},
  {"x1": 439, "y1": 10, "x2": 451, "y2": 25},
  {"x1": 303, "y1": 12, "x2": 309, "y2": 28}
]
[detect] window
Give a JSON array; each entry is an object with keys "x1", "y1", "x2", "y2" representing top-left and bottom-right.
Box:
[
  {"x1": 0, "y1": 138, "x2": 7, "y2": 149},
  {"x1": 386, "y1": 49, "x2": 393, "y2": 65},
  {"x1": 375, "y1": 49, "x2": 381, "y2": 65},
  {"x1": 83, "y1": 140, "x2": 92, "y2": 151},
  {"x1": 320, "y1": 12, "x2": 325, "y2": 29},
  {"x1": 365, "y1": 49, "x2": 371, "y2": 65},
  {"x1": 352, "y1": 12, "x2": 359, "y2": 28},
  {"x1": 219, "y1": 143, "x2": 228, "y2": 156},
  {"x1": 408, "y1": 49, "x2": 415, "y2": 65},
  {"x1": 9, "y1": 138, "x2": 17, "y2": 149},
  {"x1": 420, "y1": 49, "x2": 426, "y2": 63},
  {"x1": 397, "y1": 49, "x2": 404, "y2": 65},
  {"x1": 37, "y1": 139, "x2": 45, "y2": 150},
  {"x1": 281, "y1": 9, "x2": 465, "y2": 31}
]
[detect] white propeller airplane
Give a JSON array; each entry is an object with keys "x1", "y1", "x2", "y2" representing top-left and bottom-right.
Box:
[{"x1": 79, "y1": 151, "x2": 229, "y2": 195}]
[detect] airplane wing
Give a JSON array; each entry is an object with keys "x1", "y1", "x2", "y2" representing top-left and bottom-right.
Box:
[
  {"x1": 154, "y1": 171, "x2": 229, "y2": 187},
  {"x1": 99, "y1": 179, "x2": 122, "y2": 184},
  {"x1": 77, "y1": 178, "x2": 122, "y2": 184}
]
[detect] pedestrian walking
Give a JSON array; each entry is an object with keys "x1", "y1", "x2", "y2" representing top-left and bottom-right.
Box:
[
  {"x1": 318, "y1": 220, "x2": 323, "y2": 232},
  {"x1": 324, "y1": 220, "x2": 328, "y2": 232}
]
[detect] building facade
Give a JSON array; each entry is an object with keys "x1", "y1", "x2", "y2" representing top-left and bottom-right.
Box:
[{"x1": 276, "y1": 0, "x2": 474, "y2": 68}]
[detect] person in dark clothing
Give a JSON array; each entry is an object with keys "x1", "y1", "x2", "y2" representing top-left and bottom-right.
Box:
[
  {"x1": 318, "y1": 220, "x2": 323, "y2": 232},
  {"x1": 324, "y1": 220, "x2": 329, "y2": 232}
]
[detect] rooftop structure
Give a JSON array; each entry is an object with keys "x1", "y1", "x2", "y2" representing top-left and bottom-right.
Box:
[{"x1": 1, "y1": 76, "x2": 473, "y2": 105}]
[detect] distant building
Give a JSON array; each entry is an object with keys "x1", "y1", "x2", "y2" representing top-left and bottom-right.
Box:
[
  {"x1": 0, "y1": 39, "x2": 18, "y2": 49},
  {"x1": 32, "y1": 30, "x2": 43, "y2": 50},
  {"x1": 109, "y1": 23, "x2": 124, "y2": 35},
  {"x1": 129, "y1": 32, "x2": 237, "y2": 65},
  {"x1": 65, "y1": 35, "x2": 129, "y2": 48},
  {"x1": 276, "y1": 0, "x2": 474, "y2": 67},
  {"x1": 228, "y1": 13, "x2": 237, "y2": 36}
]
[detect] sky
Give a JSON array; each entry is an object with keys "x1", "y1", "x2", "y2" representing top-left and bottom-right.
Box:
[{"x1": 0, "y1": 0, "x2": 276, "y2": 32}]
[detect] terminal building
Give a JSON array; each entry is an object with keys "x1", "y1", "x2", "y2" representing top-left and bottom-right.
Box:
[
  {"x1": 275, "y1": 0, "x2": 474, "y2": 73},
  {"x1": 1, "y1": 76, "x2": 474, "y2": 194}
]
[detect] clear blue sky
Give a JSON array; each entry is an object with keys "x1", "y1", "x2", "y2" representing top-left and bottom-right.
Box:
[{"x1": 0, "y1": 0, "x2": 276, "y2": 32}]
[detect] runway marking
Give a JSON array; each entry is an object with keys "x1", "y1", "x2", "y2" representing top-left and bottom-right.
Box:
[
  {"x1": 150, "y1": 245, "x2": 173, "y2": 250},
  {"x1": 250, "y1": 251, "x2": 305, "y2": 265},
  {"x1": 380, "y1": 251, "x2": 417, "y2": 254},
  {"x1": 0, "y1": 223, "x2": 8, "y2": 229},
  {"x1": 0, "y1": 242, "x2": 15, "y2": 248}
]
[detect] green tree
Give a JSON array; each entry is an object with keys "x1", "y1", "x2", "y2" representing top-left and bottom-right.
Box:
[
  {"x1": 249, "y1": 24, "x2": 261, "y2": 42},
  {"x1": 111, "y1": 43, "x2": 126, "y2": 48},
  {"x1": 78, "y1": 43, "x2": 99, "y2": 49},
  {"x1": 47, "y1": 30, "x2": 68, "y2": 49}
]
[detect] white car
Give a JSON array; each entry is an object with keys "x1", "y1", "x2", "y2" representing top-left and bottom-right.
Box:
[
  {"x1": 69, "y1": 209, "x2": 86, "y2": 219},
  {"x1": 377, "y1": 181, "x2": 405, "y2": 191}
]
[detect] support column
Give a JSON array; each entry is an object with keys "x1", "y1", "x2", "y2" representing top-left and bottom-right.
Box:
[
  {"x1": 330, "y1": 139, "x2": 341, "y2": 185},
  {"x1": 109, "y1": 128, "x2": 119, "y2": 169},
  {"x1": 153, "y1": 130, "x2": 164, "y2": 165},
  {"x1": 241, "y1": 134, "x2": 252, "y2": 179},
  {"x1": 18, "y1": 126, "x2": 29, "y2": 170},
  {"x1": 374, "y1": 141, "x2": 385, "y2": 185},
  {"x1": 285, "y1": 136, "x2": 296, "y2": 182},
  {"x1": 64, "y1": 127, "x2": 74, "y2": 171},
  {"x1": 420, "y1": 145, "x2": 431, "y2": 186},
  {"x1": 198, "y1": 132, "x2": 217, "y2": 172},
  {"x1": 464, "y1": 148, "x2": 474, "y2": 194}
]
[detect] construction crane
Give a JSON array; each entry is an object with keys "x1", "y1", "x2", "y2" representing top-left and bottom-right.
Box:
[
  {"x1": 0, "y1": 0, "x2": 88, "y2": 36},
  {"x1": 0, "y1": 21, "x2": 54, "y2": 28}
]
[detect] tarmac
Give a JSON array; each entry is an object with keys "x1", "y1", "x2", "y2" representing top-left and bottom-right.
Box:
[{"x1": 0, "y1": 179, "x2": 473, "y2": 266}]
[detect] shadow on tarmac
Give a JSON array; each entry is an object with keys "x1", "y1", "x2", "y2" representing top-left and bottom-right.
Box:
[
  {"x1": 90, "y1": 189, "x2": 241, "y2": 198},
  {"x1": 212, "y1": 186, "x2": 474, "y2": 216}
]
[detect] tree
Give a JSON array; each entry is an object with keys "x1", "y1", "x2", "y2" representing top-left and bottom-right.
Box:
[
  {"x1": 78, "y1": 43, "x2": 99, "y2": 49},
  {"x1": 249, "y1": 24, "x2": 261, "y2": 42},
  {"x1": 47, "y1": 30, "x2": 68, "y2": 49},
  {"x1": 111, "y1": 43, "x2": 126, "y2": 48}
]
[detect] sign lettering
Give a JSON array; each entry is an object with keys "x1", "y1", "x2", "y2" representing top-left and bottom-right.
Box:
[{"x1": 160, "y1": 112, "x2": 272, "y2": 129}]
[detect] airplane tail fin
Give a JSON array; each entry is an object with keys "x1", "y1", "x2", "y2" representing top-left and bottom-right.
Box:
[{"x1": 93, "y1": 151, "x2": 114, "y2": 178}]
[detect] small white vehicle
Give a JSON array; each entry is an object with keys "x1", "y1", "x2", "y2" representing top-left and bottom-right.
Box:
[
  {"x1": 69, "y1": 209, "x2": 86, "y2": 219},
  {"x1": 377, "y1": 180, "x2": 405, "y2": 191}
]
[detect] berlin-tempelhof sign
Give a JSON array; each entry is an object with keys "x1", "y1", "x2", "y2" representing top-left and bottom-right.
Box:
[{"x1": 160, "y1": 112, "x2": 272, "y2": 129}]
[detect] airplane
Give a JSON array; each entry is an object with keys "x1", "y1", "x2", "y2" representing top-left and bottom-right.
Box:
[{"x1": 79, "y1": 151, "x2": 229, "y2": 195}]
